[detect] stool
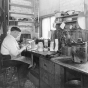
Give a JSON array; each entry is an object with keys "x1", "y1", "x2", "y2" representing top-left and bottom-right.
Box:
[
  {"x1": 0, "y1": 55, "x2": 20, "y2": 88},
  {"x1": 65, "y1": 80, "x2": 81, "y2": 88}
]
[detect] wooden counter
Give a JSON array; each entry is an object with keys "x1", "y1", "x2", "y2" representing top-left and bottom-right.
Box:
[
  {"x1": 52, "y1": 57, "x2": 88, "y2": 88},
  {"x1": 22, "y1": 50, "x2": 56, "y2": 57},
  {"x1": 22, "y1": 50, "x2": 88, "y2": 88},
  {"x1": 52, "y1": 57, "x2": 88, "y2": 75}
]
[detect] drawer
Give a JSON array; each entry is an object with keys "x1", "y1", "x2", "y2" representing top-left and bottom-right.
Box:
[
  {"x1": 40, "y1": 79, "x2": 51, "y2": 88},
  {"x1": 49, "y1": 73, "x2": 55, "y2": 88},
  {"x1": 55, "y1": 64, "x2": 64, "y2": 88},
  {"x1": 40, "y1": 68, "x2": 49, "y2": 85},
  {"x1": 40, "y1": 68, "x2": 55, "y2": 88},
  {"x1": 40, "y1": 57, "x2": 55, "y2": 74},
  {"x1": 28, "y1": 72, "x2": 39, "y2": 88}
]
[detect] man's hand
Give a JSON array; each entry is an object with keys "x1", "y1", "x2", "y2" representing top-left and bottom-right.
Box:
[
  {"x1": 22, "y1": 44, "x2": 29, "y2": 50},
  {"x1": 25, "y1": 44, "x2": 30, "y2": 48},
  {"x1": 22, "y1": 46, "x2": 27, "y2": 50}
]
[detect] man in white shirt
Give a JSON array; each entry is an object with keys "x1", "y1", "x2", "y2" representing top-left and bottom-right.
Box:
[
  {"x1": 1, "y1": 27, "x2": 26, "y2": 57},
  {"x1": 1, "y1": 27, "x2": 29, "y2": 80}
]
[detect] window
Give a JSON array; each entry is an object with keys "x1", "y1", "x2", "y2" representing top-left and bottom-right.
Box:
[
  {"x1": 42, "y1": 17, "x2": 50, "y2": 39},
  {"x1": 42, "y1": 16, "x2": 55, "y2": 39},
  {"x1": 51, "y1": 16, "x2": 56, "y2": 30}
]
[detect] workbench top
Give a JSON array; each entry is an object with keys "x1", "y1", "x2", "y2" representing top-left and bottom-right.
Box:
[
  {"x1": 22, "y1": 50, "x2": 88, "y2": 75},
  {"x1": 52, "y1": 57, "x2": 88, "y2": 75}
]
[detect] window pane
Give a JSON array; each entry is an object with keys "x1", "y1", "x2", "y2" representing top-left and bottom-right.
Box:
[
  {"x1": 42, "y1": 18, "x2": 50, "y2": 39},
  {"x1": 50, "y1": 16, "x2": 56, "y2": 30}
]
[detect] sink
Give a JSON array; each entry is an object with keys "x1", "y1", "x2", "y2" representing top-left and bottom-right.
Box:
[
  {"x1": 51, "y1": 56, "x2": 77, "y2": 65},
  {"x1": 57, "y1": 58, "x2": 74, "y2": 64}
]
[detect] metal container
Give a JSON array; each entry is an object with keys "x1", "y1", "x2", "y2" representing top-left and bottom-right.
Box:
[{"x1": 71, "y1": 42, "x2": 88, "y2": 63}]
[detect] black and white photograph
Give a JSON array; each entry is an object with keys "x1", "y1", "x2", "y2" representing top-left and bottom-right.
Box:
[{"x1": 0, "y1": 0, "x2": 88, "y2": 88}]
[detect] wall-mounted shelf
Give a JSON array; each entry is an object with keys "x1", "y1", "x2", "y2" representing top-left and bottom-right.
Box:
[
  {"x1": 2, "y1": 0, "x2": 36, "y2": 39},
  {"x1": 9, "y1": 20, "x2": 34, "y2": 23},
  {"x1": 58, "y1": 14, "x2": 78, "y2": 18},
  {"x1": 9, "y1": 3, "x2": 33, "y2": 9},
  {"x1": 18, "y1": 25, "x2": 33, "y2": 28},
  {"x1": 56, "y1": 13, "x2": 78, "y2": 25},
  {"x1": 56, "y1": 20, "x2": 77, "y2": 24},
  {"x1": 9, "y1": 11, "x2": 34, "y2": 16}
]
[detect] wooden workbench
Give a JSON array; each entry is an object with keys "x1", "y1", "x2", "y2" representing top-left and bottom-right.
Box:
[
  {"x1": 22, "y1": 50, "x2": 88, "y2": 88},
  {"x1": 52, "y1": 57, "x2": 88, "y2": 88}
]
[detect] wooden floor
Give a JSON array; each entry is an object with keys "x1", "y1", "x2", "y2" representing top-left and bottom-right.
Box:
[{"x1": 0, "y1": 68, "x2": 37, "y2": 88}]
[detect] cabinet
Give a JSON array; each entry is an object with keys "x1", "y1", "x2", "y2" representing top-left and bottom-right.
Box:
[
  {"x1": 23, "y1": 51, "x2": 65, "y2": 88},
  {"x1": 40, "y1": 57, "x2": 55, "y2": 88},
  {"x1": 40, "y1": 56, "x2": 65, "y2": 88},
  {"x1": 40, "y1": 80, "x2": 51, "y2": 88},
  {"x1": 3, "y1": 0, "x2": 36, "y2": 38},
  {"x1": 40, "y1": 57, "x2": 55, "y2": 74},
  {"x1": 27, "y1": 54, "x2": 40, "y2": 88},
  {"x1": 55, "y1": 64, "x2": 64, "y2": 88}
]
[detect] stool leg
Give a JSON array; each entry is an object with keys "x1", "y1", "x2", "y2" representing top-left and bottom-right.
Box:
[
  {"x1": 3, "y1": 67, "x2": 20, "y2": 88},
  {"x1": 11, "y1": 67, "x2": 20, "y2": 88},
  {"x1": 3, "y1": 69, "x2": 7, "y2": 88}
]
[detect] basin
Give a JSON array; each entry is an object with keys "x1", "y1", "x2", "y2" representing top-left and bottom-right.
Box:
[
  {"x1": 57, "y1": 58, "x2": 74, "y2": 64},
  {"x1": 51, "y1": 55, "x2": 80, "y2": 66}
]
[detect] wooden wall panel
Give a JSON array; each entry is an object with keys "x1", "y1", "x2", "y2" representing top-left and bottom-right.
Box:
[{"x1": 60, "y1": 0, "x2": 84, "y2": 12}]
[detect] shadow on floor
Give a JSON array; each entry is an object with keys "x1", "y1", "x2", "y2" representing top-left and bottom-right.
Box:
[{"x1": 0, "y1": 68, "x2": 37, "y2": 88}]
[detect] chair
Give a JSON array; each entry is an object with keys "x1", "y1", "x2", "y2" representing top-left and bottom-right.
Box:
[{"x1": 0, "y1": 53, "x2": 20, "y2": 88}]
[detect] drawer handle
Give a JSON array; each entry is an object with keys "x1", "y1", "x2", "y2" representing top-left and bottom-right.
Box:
[{"x1": 44, "y1": 63, "x2": 47, "y2": 67}]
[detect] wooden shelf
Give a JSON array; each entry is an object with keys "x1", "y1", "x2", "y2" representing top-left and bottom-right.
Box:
[
  {"x1": 9, "y1": 20, "x2": 34, "y2": 23},
  {"x1": 58, "y1": 14, "x2": 78, "y2": 18},
  {"x1": 8, "y1": 0, "x2": 35, "y2": 37},
  {"x1": 65, "y1": 20, "x2": 77, "y2": 23},
  {"x1": 9, "y1": 11, "x2": 34, "y2": 16},
  {"x1": 9, "y1": 3, "x2": 33, "y2": 9},
  {"x1": 56, "y1": 20, "x2": 77, "y2": 24},
  {"x1": 64, "y1": 29, "x2": 82, "y2": 32},
  {"x1": 9, "y1": 25, "x2": 33, "y2": 28},
  {"x1": 17, "y1": 25, "x2": 33, "y2": 27}
]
